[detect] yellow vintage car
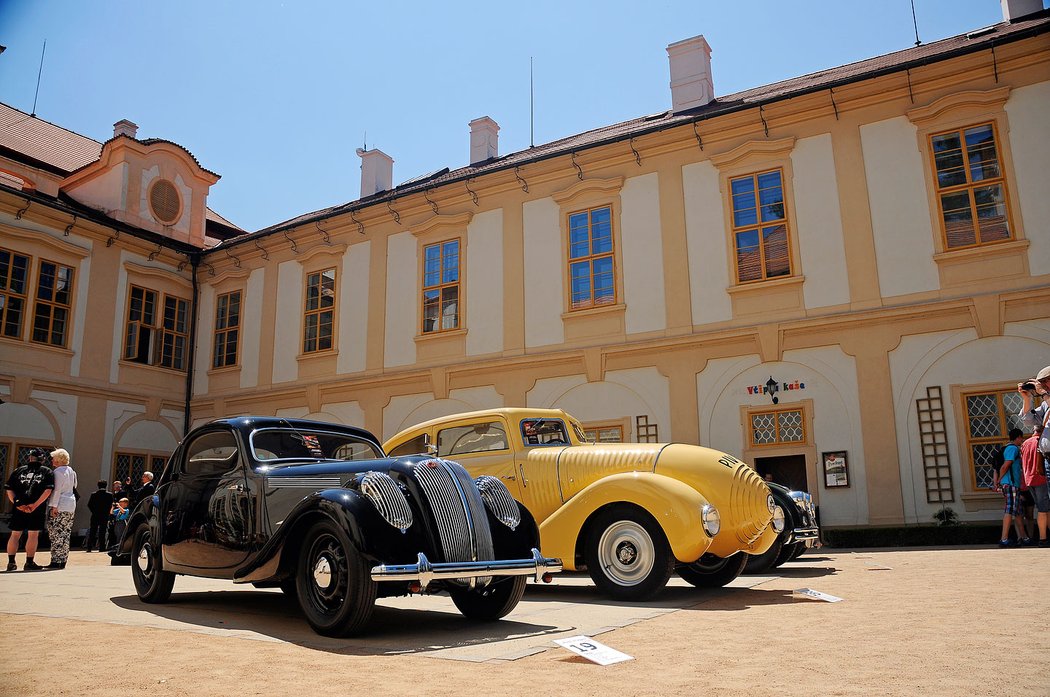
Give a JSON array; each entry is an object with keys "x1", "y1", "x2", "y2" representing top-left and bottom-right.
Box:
[{"x1": 385, "y1": 408, "x2": 783, "y2": 600}]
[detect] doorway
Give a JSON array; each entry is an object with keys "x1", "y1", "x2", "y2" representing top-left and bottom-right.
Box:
[{"x1": 755, "y1": 454, "x2": 808, "y2": 492}]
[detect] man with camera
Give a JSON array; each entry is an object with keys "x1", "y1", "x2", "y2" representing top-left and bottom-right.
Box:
[{"x1": 1018, "y1": 367, "x2": 1050, "y2": 543}]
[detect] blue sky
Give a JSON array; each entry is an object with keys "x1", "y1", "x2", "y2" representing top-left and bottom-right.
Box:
[{"x1": 0, "y1": 0, "x2": 1035, "y2": 232}]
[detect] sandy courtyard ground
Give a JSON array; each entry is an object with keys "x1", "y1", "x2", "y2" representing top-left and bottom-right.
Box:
[{"x1": 0, "y1": 545, "x2": 1046, "y2": 696}]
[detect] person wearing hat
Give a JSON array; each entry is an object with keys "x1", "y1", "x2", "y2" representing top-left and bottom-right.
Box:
[
  {"x1": 1018, "y1": 365, "x2": 1050, "y2": 476},
  {"x1": 4, "y1": 448, "x2": 55, "y2": 571}
]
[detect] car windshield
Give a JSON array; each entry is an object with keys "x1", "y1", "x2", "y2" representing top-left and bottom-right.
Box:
[
  {"x1": 519, "y1": 418, "x2": 571, "y2": 446},
  {"x1": 250, "y1": 428, "x2": 382, "y2": 463}
]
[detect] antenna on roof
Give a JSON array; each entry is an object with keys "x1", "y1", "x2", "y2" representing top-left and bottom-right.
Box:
[
  {"x1": 530, "y1": 57, "x2": 535, "y2": 148},
  {"x1": 910, "y1": 0, "x2": 922, "y2": 46},
  {"x1": 363, "y1": 131, "x2": 367, "y2": 151},
  {"x1": 31, "y1": 39, "x2": 46, "y2": 116}
]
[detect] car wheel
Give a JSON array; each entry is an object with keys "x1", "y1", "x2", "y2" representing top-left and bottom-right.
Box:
[
  {"x1": 584, "y1": 506, "x2": 674, "y2": 600},
  {"x1": 773, "y1": 541, "x2": 804, "y2": 568},
  {"x1": 296, "y1": 519, "x2": 376, "y2": 637},
  {"x1": 450, "y1": 576, "x2": 527, "y2": 621},
  {"x1": 789, "y1": 542, "x2": 808, "y2": 561},
  {"x1": 678, "y1": 551, "x2": 748, "y2": 588},
  {"x1": 131, "y1": 524, "x2": 175, "y2": 603},
  {"x1": 743, "y1": 529, "x2": 786, "y2": 574}
]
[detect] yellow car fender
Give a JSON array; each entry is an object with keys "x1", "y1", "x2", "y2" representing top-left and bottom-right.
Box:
[
  {"x1": 536, "y1": 471, "x2": 713, "y2": 570},
  {"x1": 742, "y1": 518, "x2": 779, "y2": 556}
]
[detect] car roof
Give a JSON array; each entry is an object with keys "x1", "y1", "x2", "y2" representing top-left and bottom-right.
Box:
[
  {"x1": 393, "y1": 407, "x2": 574, "y2": 435},
  {"x1": 206, "y1": 416, "x2": 378, "y2": 443}
]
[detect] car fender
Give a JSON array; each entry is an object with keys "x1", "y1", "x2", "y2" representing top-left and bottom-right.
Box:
[
  {"x1": 537, "y1": 471, "x2": 712, "y2": 569},
  {"x1": 233, "y1": 489, "x2": 387, "y2": 583}
]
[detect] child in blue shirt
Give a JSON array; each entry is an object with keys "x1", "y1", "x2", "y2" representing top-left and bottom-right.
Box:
[{"x1": 997, "y1": 429, "x2": 1029, "y2": 547}]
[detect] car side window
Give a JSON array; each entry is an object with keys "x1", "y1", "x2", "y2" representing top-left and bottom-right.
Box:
[
  {"x1": 520, "y1": 419, "x2": 570, "y2": 446},
  {"x1": 438, "y1": 422, "x2": 509, "y2": 456},
  {"x1": 184, "y1": 431, "x2": 240, "y2": 476},
  {"x1": 388, "y1": 435, "x2": 429, "y2": 457}
]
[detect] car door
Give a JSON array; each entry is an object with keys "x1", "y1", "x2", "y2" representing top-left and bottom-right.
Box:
[
  {"x1": 160, "y1": 427, "x2": 253, "y2": 572},
  {"x1": 435, "y1": 418, "x2": 522, "y2": 499}
]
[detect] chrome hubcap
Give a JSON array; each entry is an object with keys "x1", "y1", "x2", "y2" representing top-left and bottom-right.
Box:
[
  {"x1": 598, "y1": 521, "x2": 654, "y2": 586},
  {"x1": 137, "y1": 543, "x2": 152, "y2": 574},
  {"x1": 313, "y1": 556, "x2": 333, "y2": 590}
]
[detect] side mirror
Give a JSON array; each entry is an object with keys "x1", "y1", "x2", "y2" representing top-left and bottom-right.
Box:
[{"x1": 423, "y1": 433, "x2": 438, "y2": 456}]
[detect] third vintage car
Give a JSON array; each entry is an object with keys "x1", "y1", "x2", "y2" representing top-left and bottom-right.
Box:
[
  {"x1": 385, "y1": 408, "x2": 784, "y2": 600},
  {"x1": 119, "y1": 416, "x2": 561, "y2": 636}
]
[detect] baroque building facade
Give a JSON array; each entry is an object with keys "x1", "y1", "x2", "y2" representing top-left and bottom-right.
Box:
[{"x1": 2, "y1": 6, "x2": 1048, "y2": 534}]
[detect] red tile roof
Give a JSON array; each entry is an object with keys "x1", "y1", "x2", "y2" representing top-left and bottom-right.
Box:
[{"x1": 0, "y1": 102, "x2": 102, "y2": 173}]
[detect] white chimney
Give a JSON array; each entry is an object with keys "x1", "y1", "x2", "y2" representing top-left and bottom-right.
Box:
[
  {"x1": 1001, "y1": 0, "x2": 1042, "y2": 20},
  {"x1": 469, "y1": 116, "x2": 499, "y2": 164},
  {"x1": 113, "y1": 119, "x2": 138, "y2": 139},
  {"x1": 667, "y1": 35, "x2": 714, "y2": 112},
  {"x1": 356, "y1": 147, "x2": 393, "y2": 197}
]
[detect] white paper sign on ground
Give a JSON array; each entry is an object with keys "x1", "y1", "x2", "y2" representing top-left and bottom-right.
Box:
[
  {"x1": 553, "y1": 635, "x2": 634, "y2": 665},
  {"x1": 792, "y1": 588, "x2": 844, "y2": 602}
]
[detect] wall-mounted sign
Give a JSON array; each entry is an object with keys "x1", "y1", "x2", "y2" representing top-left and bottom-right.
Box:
[{"x1": 747, "y1": 377, "x2": 806, "y2": 404}]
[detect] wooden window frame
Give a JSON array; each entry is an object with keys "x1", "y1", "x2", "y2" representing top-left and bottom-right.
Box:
[
  {"x1": 302, "y1": 267, "x2": 336, "y2": 354},
  {"x1": 747, "y1": 406, "x2": 807, "y2": 448},
  {"x1": 30, "y1": 258, "x2": 74, "y2": 348},
  {"x1": 959, "y1": 386, "x2": 1025, "y2": 492},
  {"x1": 0, "y1": 247, "x2": 31, "y2": 341},
  {"x1": 582, "y1": 422, "x2": 625, "y2": 444},
  {"x1": 213, "y1": 289, "x2": 241, "y2": 369},
  {"x1": 728, "y1": 168, "x2": 792, "y2": 284},
  {"x1": 566, "y1": 204, "x2": 617, "y2": 311},
  {"x1": 123, "y1": 285, "x2": 189, "y2": 371},
  {"x1": 421, "y1": 238, "x2": 461, "y2": 334},
  {"x1": 927, "y1": 121, "x2": 1013, "y2": 251}
]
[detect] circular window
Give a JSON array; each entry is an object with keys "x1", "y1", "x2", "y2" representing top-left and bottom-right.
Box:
[{"x1": 149, "y1": 179, "x2": 181, "y2": 224}]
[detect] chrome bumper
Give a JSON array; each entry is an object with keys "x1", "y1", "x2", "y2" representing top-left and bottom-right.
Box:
[
  {"x1": 370, "y1": 548, "x2": 562, "y2": 589},
  {"x1": 787, "y1": 526, "x2": 820, "y2": 545}
]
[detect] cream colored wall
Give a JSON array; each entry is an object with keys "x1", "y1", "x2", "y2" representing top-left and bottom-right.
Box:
[
  {"x1": 69, "y1": 247, "x2": 92, "y2": 378},
  {"x1": 240, "y1": 268, "x2": 264, "y2": 389},
  {"x1": 696, "y1": 349, "x2": 867, "y2": 526},
  {"x1": 1005, "y1": 82, "x2": 1050, "y2": 271},
  {"x1": 272, "y1": 260, "x2": 302, "y2": 384},
  {"x1": 523, "y1": 197, "x2": 564, "y2": 347},
  {"x1": 682, "y1": 161, "x2": 732, "y2": 325},
  {"x1": 860, "y1": 116, "x2": 939, "y2": 297},
  {"x1": 0, "y1": 400, "x2": 57, "y2": 441},
  {"x1": 194, "y1": 284, "x2": 215, "y2": 394},
  {"x1": 620, "y1": 173, "x2": 667, "y2": 335},
  {"x1": 68, "y1": 164, "x2": 126, "y2": 217},
  {"x1": 466, "y1": 209, "x2": 504, "y2": 356},
  {"x1": 890, "y1": 320, "x2": 1050, "y2": 522},
  {"x1": 791, "y1": 134, "x2": 850, "y2": 309},
  {"x1": 383, "y1": 385, "x2": 504, "y2": 440},
  {"x1": 384, "y1": 231, "x2": 417, "y2": 368},
  {"x1": 315, "y1": 401, "x2": 366, "y2": 430},
  {"x1": 337, "y1": 242, "x2": 370, "y2": 374},
  {"x1": 538, "y1": 367, "x2": 671, "y2": 440}
]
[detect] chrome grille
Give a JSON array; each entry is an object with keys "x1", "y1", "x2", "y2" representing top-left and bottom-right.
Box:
[
  {"x1": 412, "y1": 460, "x2": 494, "y2": 563},
  {"x1": 360, "y1": 472, "x2": 413, "y2": 531},
  {"x1": 476, "y1": 476, "x2": 521, "y2": 530},
  {"x1": 731, "y1": 465, "x2": 770, "y2": 545}
]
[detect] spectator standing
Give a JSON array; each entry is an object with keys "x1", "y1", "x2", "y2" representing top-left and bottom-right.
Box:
[
  {"x1": 127, "y1": 471, "x2": 155, "y2": 508},
  {"x1": 4, "y1": 449, "x2": 54, "y2": 571},
  {"x1": 1019, "y1": 366, "x2": 1050, "y2": 479},
  {"x1": 85, "y1": 480, "x2": 114, "y2": 552},
  {"x1": 45, "y1": 448, "x2": 77, "y2": 570},
  {"x1": 1021, "y1": 426, "x2": 1048, "y2": 547},
  {"x1": 996, "y1": 429, "x2": 1028, "y2": 547}
]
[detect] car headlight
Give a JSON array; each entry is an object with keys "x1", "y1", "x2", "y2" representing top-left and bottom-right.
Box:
[
  {"x1": 771, "y1": 505, "x2": 786, "y2": 533},
  {"x1": 701, "y1": 504, "x2": 720, "y2": 537},
  {"x1": 767, "y1": 494, "x2": 776, "y2": 513}
]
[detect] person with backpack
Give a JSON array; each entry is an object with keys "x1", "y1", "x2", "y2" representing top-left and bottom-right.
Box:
[{"x1": 995, "y1": 428, "x2": 1029, "y2": 548}]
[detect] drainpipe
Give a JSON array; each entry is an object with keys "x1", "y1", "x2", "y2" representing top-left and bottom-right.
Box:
[{"x1": 183, "y1": 253, "x2": 200, "y2": 437}]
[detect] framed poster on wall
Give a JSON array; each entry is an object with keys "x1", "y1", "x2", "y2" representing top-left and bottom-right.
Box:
[{"x1": 822, "y1": 451, "x2": 849, "y2": 488}]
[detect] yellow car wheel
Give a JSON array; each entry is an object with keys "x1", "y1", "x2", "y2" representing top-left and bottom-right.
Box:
[{"x1": 584, "y1": 505, "x2": 674, "y2": 600}]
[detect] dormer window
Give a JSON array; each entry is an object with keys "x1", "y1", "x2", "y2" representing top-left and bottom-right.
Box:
[{"x1": 149, "y1": 179, "x2": 181, "y2": 224}]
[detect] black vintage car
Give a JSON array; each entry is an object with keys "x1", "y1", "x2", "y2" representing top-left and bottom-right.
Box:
[
  {"x1": 119, "y1": 416, "x2": 561, "y2": 636},
  {"x1": 743, "y1": 482, "x2": 820, "y2": 573}
]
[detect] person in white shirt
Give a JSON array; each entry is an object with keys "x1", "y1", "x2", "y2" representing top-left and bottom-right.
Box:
[
  {"x1": 1019, "y1": 366, "x2": 1050, "y2": 467},
  {"x1": 45, "y1": 448, "x2": 77, "y2": 570}
]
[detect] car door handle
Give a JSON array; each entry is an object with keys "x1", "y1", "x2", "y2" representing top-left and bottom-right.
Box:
[
  {"x1": 500, "y1": 475, "x2": 516, "y2": 482},
  {"x1": 518, "y1": 464, "x2": 527, "y2": 488}
]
